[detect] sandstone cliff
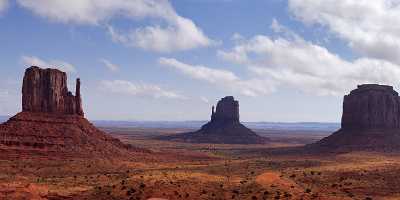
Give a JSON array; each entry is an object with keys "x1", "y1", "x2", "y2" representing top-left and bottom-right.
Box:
[
  {"x1": 310, "y1": 84, "x2": 400, "y2": 152},
  {"x1": 341, "y1": 84, "x2": 400, "y2": 130},
  {"x1": 0, "y1": 66, "x2": 144, "y2": 158},
  {"x1": 160, "y1": 96, "x2": 268, "y2": 144},
  {"x1": 22, "y1": 66, "x2": 84, "y2": 116}
]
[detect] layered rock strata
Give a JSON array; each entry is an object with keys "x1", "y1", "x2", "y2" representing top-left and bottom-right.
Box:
[
  {"x1": 22, "y1": 66, "x2": 84, "y2": 116},
  {"x1": 0, "y1": 66, "x2": 142, "y2": 158}
]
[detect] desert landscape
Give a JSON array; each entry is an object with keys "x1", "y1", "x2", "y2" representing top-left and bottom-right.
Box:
[
  {"x1": 1, "y1": 67, "x2": 400, "y2": 200},
  {"x1": 3, "y1": 1, "x2": 400, "y2": 200},
  {"x1": 3, "y1": 122, "x2": 400, "y2": 199}
]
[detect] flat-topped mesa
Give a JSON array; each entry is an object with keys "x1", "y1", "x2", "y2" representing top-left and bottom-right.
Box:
[
  {"x1": 22, "y1": 66, "x2": 84, "y2": 116},
  {"x1": 211, "y1": 96, "x2": 240, "y2": 123},
  {"x1": 341, "y1": 84, "x2": 400, "y2": 130}
]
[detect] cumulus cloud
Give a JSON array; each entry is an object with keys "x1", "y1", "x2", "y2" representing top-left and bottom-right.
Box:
[
  {"x1": 100, "y1": 80, "x2": 186, "y2": 99},
  {"x1": 17, "y1": 0, "x2": 213, "y2": 52},
  {"x1": 159, "y1": 57, "x2": 239, "y2": 83},
  {"x1": 218, "y1": 20, "x2": 400, "y2": 96},
  {"x1": 0, "y1": 0, "x2": 8, "y2": 14},
  {"x1": 159, "y1": 57, "x2": 275, "y2": 97},
  {"x1": 99, "y1": 58, "x2": 118, "y2": 71},
  {"x1": 288, "y1": 0, "x2": 400, "y2": 65},
  {"x1": 21, "y1": 56, "x2": 76, "y2": 73}
]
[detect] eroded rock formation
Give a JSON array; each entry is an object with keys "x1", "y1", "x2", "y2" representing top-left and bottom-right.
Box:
[
  {"x1": 341, "y1": 84, "x2": 400, "y2": 130},
  {"x1": 160, "y1": 96, "x2": 268, "y2": 144},
  {"x1": 22, "y1": 66, "x2": 84, "y2": 116},
  {"x1": 211, "y1": 96, "x2": 240, "y2": 123},
  {"x1": 0, "y1": 66, "x2": 143, "y2": 158},
  {"x1": 310, "y1": 84, "x2": 400, "y2": 152}
]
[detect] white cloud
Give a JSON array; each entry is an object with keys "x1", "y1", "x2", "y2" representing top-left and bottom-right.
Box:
[
  {"x1": 159, "y1": 57, "x2": 275, "y2": 97},
  {"x1": 100, "y1": 80, "x2": 186, "y2": 99},
  {"x1": 218, "y1": 20, "x2": 400, "y2": 96},
  {"x1": 17, "y1": 0, "x2": 213, "y2": 52},
  {"x1": 159, "y1": 57, "x2": 239, "y2": 83},
  {"x1": 288, "y1": 0, "x2": 400, "y2": 65},
  {"x1": 99, "y1": 58, "x2": 118, "y2": 71},
  {"x1": 0, "y1": 0, "x2": 8, "y2": 14},
  {"x1": 21, "y1": 56, "x2": 76, "y2": 73},
  {"x1": 200, "y1": 96, "x2": 209, "y2": 104}
]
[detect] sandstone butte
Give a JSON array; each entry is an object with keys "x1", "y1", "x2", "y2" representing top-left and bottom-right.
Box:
[
  {"x1": 310, "y1": 84, "x2": 400, "y2": 152},
  {"x1": 160, "y1": 96, "x2": 269, "y2": 144},
  {"x1": 0, "y1": 66, "x2": 144, "y2": 159}
]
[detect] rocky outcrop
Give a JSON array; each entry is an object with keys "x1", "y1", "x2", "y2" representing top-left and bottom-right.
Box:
[
  {"x1": 341, "y1": 84, "x2": 400, "y2": 130},
  {"x1": 22, "y1": 66, "x2": 84, "y2": 116},
  {"x1": 160, "y1": 96, "x2": 268, "y2": 144},
  {"x1": 0, "y1": 66, "x2": 143, "y2": 158},
  {"x1": 211, "y1": 96, "x2": 240, "y2": 123},
  {"x1": 310, "y1": 84, "x2": 400, "y2": 152}
]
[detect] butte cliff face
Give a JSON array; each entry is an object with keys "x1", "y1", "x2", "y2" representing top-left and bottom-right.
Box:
[
  {"x1": 211, "y1": 96, "x2": 240, "y2": 123},
  {"x1": 22, "y1": 66, "x2": 84, "y2": 116},
  {"x1": 341, "y1": 84, "x2": 400, "y2": 130},
  {"x1": 160, "y1": 96, "x2": 268, "y2": 144},
  {"x1": 311, "y1": 84, "x2": 400, "y2": 152},
  {"x1": 0, "y1": 66, "x2": 142, "y2": 159}
]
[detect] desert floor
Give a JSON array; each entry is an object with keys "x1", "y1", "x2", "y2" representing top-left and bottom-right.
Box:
[{"x1": 1, "y1": 127, "x2": 400, "y2": 200}]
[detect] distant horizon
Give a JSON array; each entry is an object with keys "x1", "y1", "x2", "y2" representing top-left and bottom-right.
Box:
[{"x1": 0, "y1": 114, "x2": 340, "y2": 124}]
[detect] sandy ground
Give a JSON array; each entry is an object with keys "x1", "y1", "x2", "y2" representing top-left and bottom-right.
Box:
[{"x1": 0, "y1": 127, "x2": 399, "y2": 199}]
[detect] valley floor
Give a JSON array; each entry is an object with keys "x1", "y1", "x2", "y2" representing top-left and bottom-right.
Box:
[{"x1": 1, "y1": 127, "x2": 400, "y2": 200}]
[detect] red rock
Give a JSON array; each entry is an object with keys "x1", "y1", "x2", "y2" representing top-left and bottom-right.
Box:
[
  {"x1": 310, "y1": 84, "x2": 400, "y2": 152},
  {"x1": 22, "y1": 66, "x2": 84, "y2": 116},
  {"x1": 341, "y1": 84, "x2": 400, "y2": 130},
  {"x1": 160, "y1": 96, "x2": 268, "y2": 144},
  {"x1": 0, "y1": 66, "x2": 145, "y2": 158}
]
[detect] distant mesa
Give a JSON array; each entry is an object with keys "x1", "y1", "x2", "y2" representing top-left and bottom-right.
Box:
[
  {"x1": 159, "y1": 96, "x2": 269, "y2": 144},
  {"x1": 0, "y1": 66, "x2": 142, "y2": 158},
  {"x1": 309, "y1": 84, "x2": 400, "y2": 152}
]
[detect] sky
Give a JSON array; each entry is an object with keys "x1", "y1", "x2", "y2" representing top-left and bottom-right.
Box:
[{"x1": 1, "y1": 0, "x2": 400, "y2": 122}]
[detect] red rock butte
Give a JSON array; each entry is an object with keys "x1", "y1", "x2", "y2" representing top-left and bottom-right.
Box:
[
  {"x1": 310, "y1": 84, "x2": 400, "y2": 152},
  {"x1": 0, "y1": 66, "x2": 141, "y2": 159},
  {"x1": 22, "y1": 66, "x2": 84, "y2": 116},
  {"x1": 159, "y1": 96, "x2": 269, "y2": 144}
]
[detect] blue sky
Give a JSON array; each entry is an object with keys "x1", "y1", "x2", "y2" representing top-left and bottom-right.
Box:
[{"x1": 1, "y1": 0, "x2": 400, "y2": 122}]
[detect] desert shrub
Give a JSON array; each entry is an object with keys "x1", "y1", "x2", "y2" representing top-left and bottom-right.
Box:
[{"x1": 284, "y1": 192, "x2": 291, "y2": 197}]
